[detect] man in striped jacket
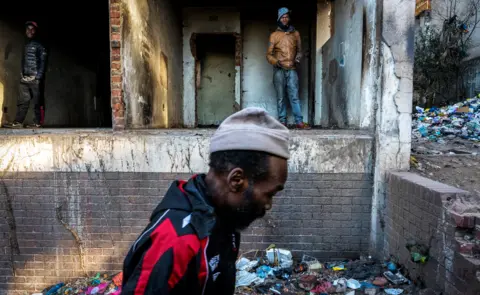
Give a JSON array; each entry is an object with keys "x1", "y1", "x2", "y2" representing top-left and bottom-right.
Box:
[{"x1": 121, "y1": 107, "x2": 290, "y2": 295}]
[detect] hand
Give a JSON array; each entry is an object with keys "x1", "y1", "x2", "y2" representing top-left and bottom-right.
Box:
[{"x1": 280, "y1": 60, "x2": 294, "y2": 68}]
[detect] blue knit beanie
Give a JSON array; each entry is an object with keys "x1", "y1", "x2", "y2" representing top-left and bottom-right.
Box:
[{"x1": 278, "y1": 7, "x2": 290, "y2": 21}]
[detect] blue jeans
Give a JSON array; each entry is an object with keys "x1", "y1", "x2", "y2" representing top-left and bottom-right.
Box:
[{"x1": 273, "y1": 68, "x2": 303, "y2": 124}]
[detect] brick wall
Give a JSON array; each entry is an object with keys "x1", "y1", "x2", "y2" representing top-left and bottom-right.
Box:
[
  {"x1": 0, "y1": 172, "x2": 372, "y2": 294},
  {"x1": 385, "y1": 172, "x2": 480, "y2": 295},
  {"x1": 109, "y1": 0, "x2": 124, "y2": 130}
]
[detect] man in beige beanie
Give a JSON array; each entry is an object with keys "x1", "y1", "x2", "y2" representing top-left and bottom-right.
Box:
[{"x1": 122, "y1": 107, "x2": 289, "y2": 295}]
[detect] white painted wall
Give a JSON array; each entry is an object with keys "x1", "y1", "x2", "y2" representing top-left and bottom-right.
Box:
[{"x1": 182, "y1": 8, "x2": 241, "y2": 127}]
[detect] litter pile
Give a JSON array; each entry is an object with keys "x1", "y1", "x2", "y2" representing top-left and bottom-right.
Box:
[
  {"x1": 413, "y1": 96, "x2": 480, "y2": 143},
  {"x1": 235, "y1": 246, "x2": 414, "y2": 295},
  {"x1": 36, "y1": 272, "x2": 123, "y2": 295}
]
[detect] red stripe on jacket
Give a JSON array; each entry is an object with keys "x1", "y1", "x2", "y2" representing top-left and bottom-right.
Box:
[{"x1": 134, "y1": 218, "x2": 200, "y2": 295}]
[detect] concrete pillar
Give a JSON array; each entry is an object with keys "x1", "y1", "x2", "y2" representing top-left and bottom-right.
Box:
[{"x1": 370, "y1": 0, "x2": 415, "y2": 256}]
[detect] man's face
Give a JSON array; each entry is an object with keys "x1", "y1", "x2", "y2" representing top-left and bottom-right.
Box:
[
  {"x1": 26, "y1": 25, "x2": 36, "y2": 38},
  {"x1": 280, "y1": 14, "x2": 290, "y2": 26},
  {"x1": 215, "y1": 156, "x2": 288, "y2": 230}
]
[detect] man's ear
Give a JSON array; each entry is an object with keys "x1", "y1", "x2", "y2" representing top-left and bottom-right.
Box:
[{"x1": 227, "y1": 168, "x2": 248, "y2": 193}]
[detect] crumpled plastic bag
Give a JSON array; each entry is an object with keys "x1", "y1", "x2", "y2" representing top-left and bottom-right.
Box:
[
  {"x1": 385, "y1": 289, "x2": 404, "y2": 295},
  {"x1": 256, "y1": 265, "x2": 274, "y2": 278},
  {"x1": 235, "y1": 270, "x2": 264, "y2": 287},
  {"x1": 266, "y1": 248, "x2": 293, "y2": 268},
  {"x1": 236, "y1": 257, "x2": 258, "y2": 272}
]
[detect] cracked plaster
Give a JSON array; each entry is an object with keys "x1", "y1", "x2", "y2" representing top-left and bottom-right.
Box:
[
  {"x1": 370, "y1": 0, "x2": 415, "y2": 257},
  {"x1": 0, "y1": 130, "x2": 373, "y2": 174}
]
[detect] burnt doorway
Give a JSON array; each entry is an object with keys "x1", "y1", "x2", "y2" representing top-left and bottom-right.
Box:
[{"x1": 195, "y1": 34, "x2": 236, "y2": 126}]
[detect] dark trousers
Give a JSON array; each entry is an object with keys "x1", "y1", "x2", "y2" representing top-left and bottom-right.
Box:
[{"x1": 15, "y1": 81, "x2": 41, "y2": 124}]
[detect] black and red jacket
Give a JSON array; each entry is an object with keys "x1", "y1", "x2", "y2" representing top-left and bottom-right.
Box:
[{"x1": 121, "y1": 174, "x2": 240, "y2": 295}]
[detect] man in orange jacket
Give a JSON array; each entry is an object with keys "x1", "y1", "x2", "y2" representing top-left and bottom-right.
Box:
[{"x1": 267, "y1": 7, "x2": 310, "y2": 129}]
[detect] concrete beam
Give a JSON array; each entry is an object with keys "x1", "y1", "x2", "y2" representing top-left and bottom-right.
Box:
[{"x1": 0, "y1": 130, "x2": 373, "y2": 174}]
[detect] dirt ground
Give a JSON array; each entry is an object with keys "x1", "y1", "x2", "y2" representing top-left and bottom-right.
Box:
[{"x1": 410, "y1": 138, "x2": 480, "y2": 196}]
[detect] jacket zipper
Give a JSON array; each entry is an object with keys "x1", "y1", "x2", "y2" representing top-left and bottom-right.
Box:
[{"x1": 201, "y1": 237, "x2": 210, "y2": 295}]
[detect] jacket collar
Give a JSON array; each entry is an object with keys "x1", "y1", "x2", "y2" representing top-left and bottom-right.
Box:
[
  {"x1": 276, "y1": 24, "x2": 295, "y2": 33},
  {"x1": 152, "y1": 174, "x2": 216, "y2": 239}
]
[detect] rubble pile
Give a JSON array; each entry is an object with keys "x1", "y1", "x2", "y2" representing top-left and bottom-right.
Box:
[
  {"x1": 37, "y1": 247, "x2": 425, "y2": 295},
  {"x1": 37, "y1": 272, "x2": 122, "y2": 295},
  {"x1": 234, "y1": 246, "x2": 416, "y2": 295},
  {"x1": 413, "y1": 96, "x2": 480, "y2": 143}
]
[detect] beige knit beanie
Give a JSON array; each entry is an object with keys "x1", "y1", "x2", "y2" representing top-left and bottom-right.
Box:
[{"x1": 210, "y1": 107, "x2": 290, "y2": 159}]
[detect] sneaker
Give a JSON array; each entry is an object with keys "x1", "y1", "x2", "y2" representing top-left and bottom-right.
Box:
[
  {"x1": 26, "y1": 123, "x2": 42, "y2": 128},
  {"x1": 3, "y1": 122, "x2": 24, "y2": 128},
  {"x1": 296, "y1": 122, "x2": 311, "y2": 130}
]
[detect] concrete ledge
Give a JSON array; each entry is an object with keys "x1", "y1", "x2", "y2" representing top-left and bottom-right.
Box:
[
  {"x1": 0, "y1": 129, "x2": 373, "y2": 173},
  {"x1": 387, "y1": 171, "x2": 470, "y2": 194}
]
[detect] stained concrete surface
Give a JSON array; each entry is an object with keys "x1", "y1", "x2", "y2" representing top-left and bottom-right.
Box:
[
  {"x1": 182, "y1": 8, "x2": 241, "y2": 127},
  {"x1": 371, "y1": 0, "x2": 415, "y2": 256},
  {"x1": 196, "y1": 34, "x2": 236, "y2": 126},
  {"x1": 122, "y1": 0, "x2": 183, "y2": 128},
  {"x1": 0, "y1": 129, "x2": 373, "y2": 174},
  {"x1": 320, "y1": 0, "x2": 363, "y2": 128}
]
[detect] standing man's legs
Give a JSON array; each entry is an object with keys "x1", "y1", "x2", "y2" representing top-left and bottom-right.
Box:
[
  {"x1": 30, "y1": 82, "x2": 41, "y2": 124},
  {"x1": 273, "y1": 68, "x2": 287, "y2": 125},
  {"x1": 14, "y1": 82, "x2": 32, "y2": 124},
  {"x1": 285, "y1": 70, "x2": 303, "y2": 125}
]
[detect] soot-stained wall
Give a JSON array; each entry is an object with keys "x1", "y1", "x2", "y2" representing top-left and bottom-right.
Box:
[
  {"x1": 122, "y1": 0, "x2": 183, "y2": 128},
  {"x1": 0, "y1": 0, "x2": 111, "y2": 128},
  {"x1": 320, "y1": 0, "x2": 364, "y2": 128}
]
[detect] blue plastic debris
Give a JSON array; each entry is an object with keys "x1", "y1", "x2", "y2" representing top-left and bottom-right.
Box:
[{"x1": 413, "y1": 97, "x2": 480, "y2": 142}]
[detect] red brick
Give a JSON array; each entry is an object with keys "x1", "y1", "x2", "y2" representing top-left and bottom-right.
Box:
[
  {"x1": 112, "y1": 55, "x2": 121, "y2": 61},
  {"x1": 111, "y1": 18, "x2": 121, "y2": 26},
  {"x1": 111, "y1": 82, "x2": 122, "y2": 90},
  {"x1": 110, "y1": 11, "x2": 121, "y2": 18},
  {"x1": 110, "y1": 4, "x2": 120, "y2": 11},
  {"x1": 110, "y1": 97, "x2": 122, "y2": 105},
  {"x1": 111, "y1": 33, "x2": 121, "y2": 41},
  {"x1": 111, "y1": 48, "x2": 120, "y2": 55},
  {"x1": 111, "y1": 90, "x2": 122, "y2": 97},
  {"x1": 111, "y1": 62, "x2": 121, "y2": 70},
  {"x1": 111, "y1": 76, "x2": 122, "y2": 83},
  {"x1": 451, "y1": 212, "x2": 475, "y2": 229}
]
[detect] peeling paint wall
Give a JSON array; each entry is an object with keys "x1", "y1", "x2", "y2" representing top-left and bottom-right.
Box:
[
  {"x1": 122, "y1": 0, "x2": 183, "y2": 128},
  {"x1": 0, "y1": 21, "x2": 110, "y2": 127},
  {"x1": 241, "y1": 20, "x2": 310, "y2": 124},
  {"x1": 182, "y1": 8, "x2": 241, "y2": 127},
  {"x1": 314, "y1": 0, "x2": 333, "y2": 126},
  {"x1": 196, "y1": 34, "x2": 237, "y2": 126},
  {"x1": 371, "y1": 0, "x2": 414, "y2": 256},
  {"x1": 320, "y1": 0, "x2": 365, "y2": 128},
  {"x1": 0, "y1": 130, "x2": 373, "y2": 174}
]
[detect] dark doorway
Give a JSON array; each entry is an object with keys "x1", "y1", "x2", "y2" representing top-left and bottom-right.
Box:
[
  {"x1": 0, "y1": 0, "x2": 112, "y2": 127},
  {"x1": 195, "y1": 34, "x2": 236, "y2": 127}
]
